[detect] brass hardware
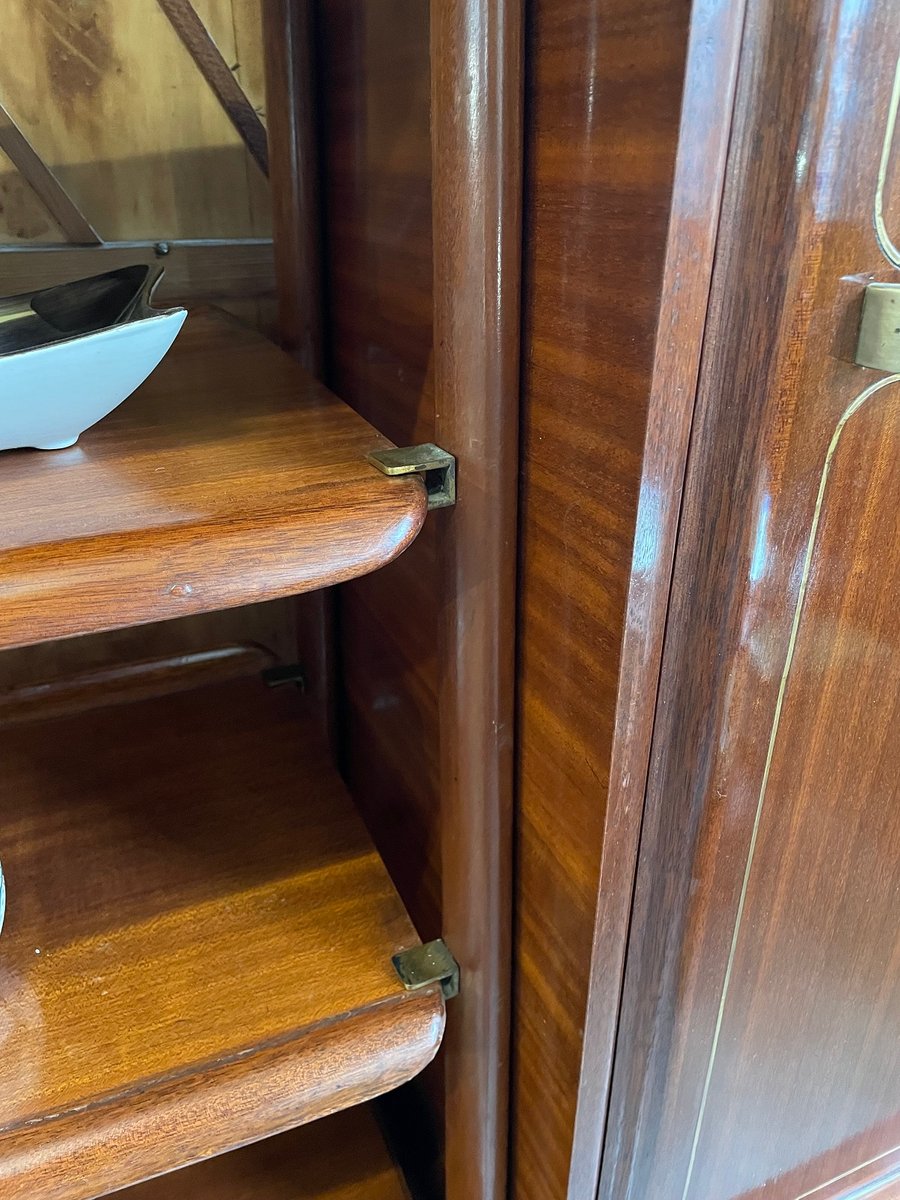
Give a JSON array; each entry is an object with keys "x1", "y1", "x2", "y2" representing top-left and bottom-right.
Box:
[
  {"x1": 367, "y1": 444, "x2": 456, "y2": 510},
  {"x1": 392, "y1": 938, "x2": 460, "y2": 999},
  {"x1": 855, "y1": 283, "x2": 900, "y2": 372},
  {"x1": 261, "y1": 664, "x2": 306, "y2": 691}
]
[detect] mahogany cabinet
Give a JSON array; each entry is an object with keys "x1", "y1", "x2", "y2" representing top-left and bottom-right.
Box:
[
  {"x1": 0, "y1": 1, "x2": 898, "y2": 1199},
  {"x1": 517, "y1": 0, "x2": 900, "y2": 1198}
]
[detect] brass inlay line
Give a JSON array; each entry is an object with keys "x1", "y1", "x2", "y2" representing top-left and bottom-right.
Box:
[
  {"x1": 681, "y1": 373, "x2": 900, "y2": 1200},
  {"x1": 793, "y1": 1142, "x2": 900, "y2": 1199},
  {"x1": 875, "y1": 54, "x2": 900, "y2": 269}
]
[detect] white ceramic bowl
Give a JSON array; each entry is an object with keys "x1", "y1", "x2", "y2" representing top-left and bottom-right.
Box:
[
  {"x1": 0, "y1": 264, "x2": 186, "y2": 452},
  {"x1": 0, "y1": 859, "x2": 5, "y2": 936}
]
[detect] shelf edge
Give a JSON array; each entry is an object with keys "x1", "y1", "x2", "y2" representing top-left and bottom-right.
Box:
[{"x1": 0, "y1": 989, "x2": 444, "y2": 1200}]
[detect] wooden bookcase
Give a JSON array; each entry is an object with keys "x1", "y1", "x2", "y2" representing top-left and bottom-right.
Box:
[{"x1": 0, "y1": 3, "x2": 520, "y2": 1200}]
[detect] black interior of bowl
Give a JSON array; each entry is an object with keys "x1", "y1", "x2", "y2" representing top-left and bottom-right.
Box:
[
  {"x1": 30, "y1": 265, "x2": 149, "y2": 333},
  {"x1": 0, "y1": 265, "x2": 151, "y2": 355}
]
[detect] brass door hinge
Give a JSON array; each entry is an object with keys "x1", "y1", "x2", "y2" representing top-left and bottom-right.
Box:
[
  {"x1": 392, "y1": 938, "x2": 460, "y2": 999},
  {"x1": 367, "y1": 444, "x2": 456, "y2": 510}
]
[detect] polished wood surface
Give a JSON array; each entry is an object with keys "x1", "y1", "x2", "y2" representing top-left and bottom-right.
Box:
[
  {"x1": 0, "y1": 241, "x2": 275, "y2": 306},
  {"x1": 318, "y1": 8, "x2": 519, "y2": 1197},
  {"x1": 602, "y1": 1, "x2": 900, "y2": 1197},
  {"x1": 318, "y1": 0, "x2": 442, "y2": 1056},
  {"x1": 511, "y1": 3, "x2": 695, "y2": 1198},
  {"x1": 114, "y1": 1107, "x2": 411, "y2": 1200},
  {"x1": 0, "y1": 675, "x2": 443, "y2": 1200},
  {"x1": 0, "y1": 600, "x2": 300, "y2": 725},
  {"x1": 315, "y1": 24, "x2": 444, "y2": 1182},
  {"x1": 0, "y1": 308, "x2": 426, "y2": 650},
  {"x1": 431, "y1": 6, "x2": 521, "y2": 1200},
  {"x1": 263, "y1": 0, "x2": 323, "y2": 374},
  {"x1": 0, "y1": 643, "x2": 275, "y2": 724},
  {"x1": 263, "y1": 0, "x2": 332, "y2": 740},
  {"x1": 570, "y1": 0, "x2": 747, "y2": 1193}
]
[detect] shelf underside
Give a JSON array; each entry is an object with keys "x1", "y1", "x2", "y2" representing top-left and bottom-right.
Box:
[
  {"x1": 0, "y1": 675, "x2": 443, "y2": 1200},
  {"x1": 114, "y1": 1107, "x2": 410, "y2": 1200},
  {"x1": 0, "y1": 308, "x2": 426, "y2": 650}
]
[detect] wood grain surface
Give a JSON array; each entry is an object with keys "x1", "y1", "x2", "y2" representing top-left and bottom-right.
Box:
[
  {"x1": 0, "y1": 241, "x2": 275, "y2": 305},
  {"x1": 0, "y1": 644, "x2": 275, "y2": 724},
  {"x1": 0, "y1": 0, "x2": 269, "y2": 243},
  {"x1": 511, "y1": 2, "x2": 695, "y2": 1197},
  {"x1": 263, "y1": 0, "x2": 323, "y2": 373},
  {"x1": 262, "y1": 0, "x2": 332, "y2": 743},
  {"x1": 0, "y1": 308, "x2": 426, "y2": 650},
  {"x1": 318, "y1": 0, "x2": 442, "y2": 1033},
  {"x1": 112, "y1": 1106, "x2": 411, "y2": 1200},
  {"x1": 0, "y1": 101, "x2": 99, "y2": 244},
  {"x1": 568, "y1": 0, "x2": 747, "y2": 1194},
  {"x1": 315, "y1": 10, "x2": 445, "y2": 1194},
  {"x1": 318, "y1": 9, "x2": 521, "y2": 1200},
  {"x1": 157, "y1": 0, "x2": 269, "y2": 177},
  {"x1": 0, "y1": 675, "x2": 444, "y2": 1200},
  {"x1": 0, "y1": 601, "x2": 300, "y2": 717},
  {"x1": 601, "y1": 1, "x2": 900, "y2": 1196}
]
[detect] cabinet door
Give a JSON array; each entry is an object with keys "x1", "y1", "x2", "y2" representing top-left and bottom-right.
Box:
[{"x1": 601, "y1": 1, "x2": 900, "y2": 1197}]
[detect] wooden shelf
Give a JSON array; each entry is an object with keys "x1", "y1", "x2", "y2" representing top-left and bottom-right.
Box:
[
  {"x1": 113, "y1": 1107, "x2": 410, "y2": 1200},
  {"x1": 0, "y1": 675, "x2": 444, "y2": 1200},
  {"x1": 0, "y1": 308, "x2": 427, "y2": 651}
]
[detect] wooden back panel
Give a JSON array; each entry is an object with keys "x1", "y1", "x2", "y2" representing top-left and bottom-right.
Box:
[{"x1": 318, "y1": 0, "x2": 441, "y2": 948}]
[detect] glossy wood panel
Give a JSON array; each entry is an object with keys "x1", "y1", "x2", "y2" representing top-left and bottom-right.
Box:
[
  {"x1": 262, "y1": 0, "x2": 332, "y2": 737},
  {"x1": 0, "y1": 309, "x2": 425, "y2": 650},
  {"x1": 569, "y1": 1, "x2": 747, "y2": 1193},
  {"x1": 512, "y1": 2, "x2": 695, "y2": 1198},
  {"x1": 0, "y1": 676, "x2": 443, "y2": 1200},
  {"x1": 0, "y1": 643, "x2": 274, "y2": 723},
  {"x1": 431, "y1": 6, "x2": 522, "y2": 1200},
  {"x1": 0, "y1": 600, "x2": 300, "y2": 696},
  {"x1": 264, "y1": 0, "x2": 323, "y2": 374},
  {"x1": 315, "y1": 23, "x2": 450, "y2": 1188},
  {"x1": 114, "y1": 1106, "x2": 412, "y2": 1200},
  {"x1": 318, "y1": 0, "x2": 439, "y2": 939},
  {"x1": 0, "y1": 241, "x2": 275, "y2": 305},
  {"x1": 602, "y1": 2, "x2": 900, "y2": 1196},
  {"x1": 316, "y1": 4, "x2": 446, "y2": 1188}
]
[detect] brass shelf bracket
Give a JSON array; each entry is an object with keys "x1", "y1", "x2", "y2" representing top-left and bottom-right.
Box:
[
  {"x1": 393, "y1": 938, "x2": 460, "y2": 1000},
  {"x1": 856, "y1": 283, "x2": 900, "y2": 372},
  {"x1": 367, "y1": 444, "x2": 457, "y2": 510},
  {"x1": 261, "y1": 663, "x2": 307, "y2": 691}
]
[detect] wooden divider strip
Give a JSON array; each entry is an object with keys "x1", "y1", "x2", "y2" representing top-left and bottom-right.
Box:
[
  {"x1": 0, "y1": 240, "x2": 275, "y2": 302},
  {"x1": 0, "y1": 102, "x2": 100, "y2": 245},
  {"x1": 431, "y1": 4, "x2": 524, "y2": 1200},
  {"x1": 157, "y1": 0, "x2": 270, "y2": 177}
]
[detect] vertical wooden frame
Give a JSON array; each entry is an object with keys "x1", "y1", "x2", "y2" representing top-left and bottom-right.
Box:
[
  {"x1": 566, "y1": 1, "x2": 749, "y2": 1195},
  {"x1": 263, "y1": 0, "x2": 324, "y2": 375},
  {"x1": 263, "y1": 0, "x2": 332, "y2": 732},
  {"x1": 431, "y1": 4, "x2": 523, "y2": 1200}
]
